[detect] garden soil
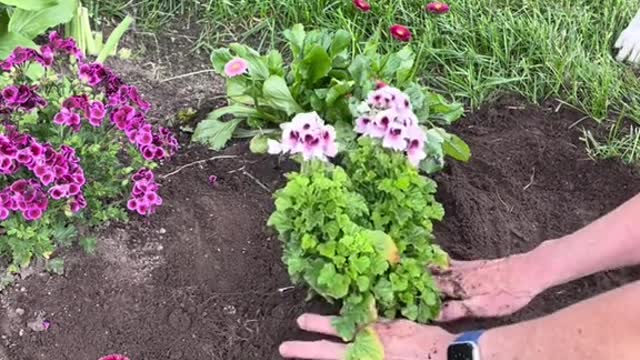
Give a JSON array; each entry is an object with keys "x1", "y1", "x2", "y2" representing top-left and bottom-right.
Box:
[{"x1": 1, "y1": 29, "x2": 640, "y2": 360}]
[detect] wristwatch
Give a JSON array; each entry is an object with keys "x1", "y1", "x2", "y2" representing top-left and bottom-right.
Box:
[{"x1": 447, "y1": 330, "x2": 484, "y2": 360}]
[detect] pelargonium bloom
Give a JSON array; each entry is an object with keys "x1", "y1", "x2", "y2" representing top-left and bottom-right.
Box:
[
  {"x1": 390, "y1": 24, "x2": 412, "y2": 42},
  {"x1": 127, "y1": 168, "x2": 162, "y2": 216},
  {"x1": 426, "y1": 1, "x2": 450, "y2": 14},
  {"x1": 98, "y1": 355, "x2": 130, "y2": 360},
  {"x1": 353, "y1": 86, "x2": 429, "y2": 167},
  {"x1": 268, "y1": 112, "x2": 338, "y2": 161},
  {"x1": 353, "y1": 0, "x2": 371, "y2": 12},
  {"x1": 224, "y1": 58, "x2": 249, "y2": 77}
]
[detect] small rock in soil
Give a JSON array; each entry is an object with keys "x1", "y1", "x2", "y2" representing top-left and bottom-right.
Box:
[
  {"x1": 15, "y1": 308, "x2": 24, "y2": 316},
  {"x1": 223, "y1": 304, "x2": 236, "y2": 315}
]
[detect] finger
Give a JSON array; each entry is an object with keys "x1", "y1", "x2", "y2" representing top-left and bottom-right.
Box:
[
  {"x1": 617, "y1": 43, "x2": 633, "y2": 62},
  {"x1": 430, "y1": 259, "x2": 486, "y2": 275},
  {"x1": 615, "y1": 31, "x2": 626, "y2": 48},
  {"x1": 297, "y1": 314, "x2": 340, "y2": 337},
  {"x1": 630, "y1": 45, "x2": 640, "y2": 63},
  {"x1": 279, "y1": 340, "x2": 347, "y2": 359},
  {"x1": 437, "y1": 298, "x2": 493, "y2": 322}
]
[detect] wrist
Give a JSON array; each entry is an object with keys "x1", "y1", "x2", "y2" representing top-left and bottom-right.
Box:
[{"x1": 521, "y1": 237, "x2": 572, "y2": 292}]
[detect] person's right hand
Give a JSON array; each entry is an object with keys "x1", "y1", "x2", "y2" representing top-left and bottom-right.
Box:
[{"x1": 434, "y1": 255, "x2": 546, "y2": 321}]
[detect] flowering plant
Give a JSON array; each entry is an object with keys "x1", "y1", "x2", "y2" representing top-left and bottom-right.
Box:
[
  {"x1": 269, "y1": 96, "x2": 450, "y2": 358},
  {"x1": 0, "y1": 32, "x2": 177, "y2": 269},
  {"x1": 193, "y1": 24, "x2": 464, "y2": 158}
]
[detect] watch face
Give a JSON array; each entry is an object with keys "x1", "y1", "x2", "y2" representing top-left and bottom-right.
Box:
[{"x1": 447, "y1": 343, "x2": 476, "y2": 360}]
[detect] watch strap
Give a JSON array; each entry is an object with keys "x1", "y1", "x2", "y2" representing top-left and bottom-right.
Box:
[{"x1": 454, "y1": 330, "x2": 484, "y2": 344}]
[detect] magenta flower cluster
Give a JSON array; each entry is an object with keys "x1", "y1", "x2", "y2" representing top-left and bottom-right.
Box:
[
  {"x1": 0, "y1": 32, "x2": 82, "y2": 72},
  {"x1": 54, "y1": 95, "x2": 106, "y2": 130},
  {"x1": 1, "y1": 85, "x2": 48, "y2": 113},
  {"x1": 127, "y1": 168, "x2": 162, "y2": 216},
  {"x1": 0, "y1": 126, "x2": 86, "y2": 221},
  {"x1": 0, "y1": 32, "x2": 178, "y2": 220}
]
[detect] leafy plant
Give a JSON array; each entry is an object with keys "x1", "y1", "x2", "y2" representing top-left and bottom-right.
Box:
[
  {"x1": 0, "y1": 0, "x2": 77, "y2": 59},
  {"x1": 193, "y1": 23, "x2": 464, "y2": 153},
  {"x1": 267, "y1": 94, "x2": 453, "y2": 358},
  {"x1": 0, "y1": 33, "x2": 178, "y2": 269}
]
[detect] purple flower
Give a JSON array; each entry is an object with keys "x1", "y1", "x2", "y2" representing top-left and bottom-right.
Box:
[
  {"x1": 208, "y1": 175, "x2": 218, "y2": 186},
  {"x1": 2, "y1": 86, "x2": 20, "y2": 104},
  {"x1": 128, "y1": 168, "x2": 162, "y2": 216},
  {"x1": 88, "y1": 101, "x2": 105, "y2": 127}
]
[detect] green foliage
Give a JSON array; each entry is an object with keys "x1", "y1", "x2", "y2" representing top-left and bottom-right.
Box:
[
  {"x1": 268, "y1": 142, "x2": 449, "y2": 357},
  {"x1": 0, "y1": 0, "x2": 76, "y2": 59},
  {"x1": 194, "y1": 24, "x2": 464, "y2": 151}
]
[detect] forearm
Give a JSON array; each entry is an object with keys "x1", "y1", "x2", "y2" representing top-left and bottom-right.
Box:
[
  {"x1": 481, "y1": 280, "x2": 640, "y2": 360},
  {"x1": 525, "y1": 192, "x2": 640, "y2": 290}
]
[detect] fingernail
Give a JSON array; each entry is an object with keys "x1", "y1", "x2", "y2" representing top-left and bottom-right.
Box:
[{"x1": 296, "y1": 314, "x2": 307, "y2": 327}]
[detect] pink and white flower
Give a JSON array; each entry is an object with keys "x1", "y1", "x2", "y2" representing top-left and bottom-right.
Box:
[
  {"x1": 383, "y1": 122, "x2": 408, "y2": 151},
  {"x1": 354, "y1": 86, "x2": 429, "y2": 167},
  {"x1": 406, "y1": 126, "x2": 427, "y2": 166},
  {"x1": 268, "y1": 112, "x2": 338, "y2": 161},
  {"x1": 224, "y1": 58, "x2": 249, "y2": 77}
]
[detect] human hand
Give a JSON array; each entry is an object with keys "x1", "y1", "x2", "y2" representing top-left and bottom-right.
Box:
[
  {"x1": 279, "y1": 313, "x2": 455, "y2": 360},
  {"x1": 615, "y1": 11, "x2": 640, "y2": 63},
  {"x1": 435, "y1": 255, "x2": 545, "y2": 321}
]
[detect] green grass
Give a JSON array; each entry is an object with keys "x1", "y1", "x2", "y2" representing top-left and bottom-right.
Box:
[{"x1": 92, "y1": 0, "x2": 640, "y2": 155}]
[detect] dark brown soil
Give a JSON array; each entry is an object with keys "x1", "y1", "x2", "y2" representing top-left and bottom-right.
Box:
[{"x1": 1, "y1": 97, "x2": 639, "y2": 360}]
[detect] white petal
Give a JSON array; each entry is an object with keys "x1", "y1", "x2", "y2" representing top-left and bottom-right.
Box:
[{"x1": 267, "y1": 139, "x2": 283, "y2": 154}]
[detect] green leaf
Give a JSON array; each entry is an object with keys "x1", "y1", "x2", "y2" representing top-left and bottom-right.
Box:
[
  {"x1": 0, "y1": 0, "x2": 58, "y2": 10},
  {"x1": 262, "y1": 75, "x2": 302, "y2": 115},
  {"x1": 346, "y1": 327, "x2": 384, "y2": 360},
  {"x1": 249, "y1": 134, "x2": 269, "y2": 154},
  {"x1": 350, "y1": 256, "x2": 371, "y2": 274},
  {"x1": 266, "y1": 49, "x2": 284, "y2": 76},
  {"x1": 0, "y1": 10, "x2": 9, "y2": 32},
  {"x1": 326, "y1": 79, "x2": 354, "y2": 106},
  {"x1": 283, "y1": 23, "x2": 305, "y2": 59},
  {"x1": 348, "y1": 55, "x2": 371, "y2": 85},
  {"x1": 0, "y1": 31, "x2": 36, "y2": 59},
  {"x1": 356, "y1": 276, "x2": 370, "y2": 292},
  {"x1": 442, "y1": 133, "x2": 471, "y2": 162},
  {"x1": 193, "y1": 105, "x2": 255, "y2": 150},
  {"x1": 226, "y1": 77, "x2": 253, "y2": 105},
  {"x1": 394, "y1": 46, "x2": 415, "y2": 84},
  {"x1": 390, "y1": 273, "x2": 408, "y2": 292},
  {"x1": 9, "y1": 0, "x2": 76, "y2": 40},
  {"x1": 330, "y1": 29, "x2": 351, "y2": 58},
  {"x1": 401, "y1": 304, "x2": 418, "y2": 320},
  {"x1": 427, "y1": 93, "x2": 464, "y2": 125},
  {"x1": 299, "y1": 45, "x2": 332, "y2": 85},
  {"x1": 80, "y1": 236, "x2": 97, "y2": 254},
  {"x1": 366, "y1": 230, "x2": 399, "y2": 266},
  {"x1": 211, "y1": 48, "x2": 233, "y2": 74},
  {"x1": 373, "y1": 278, "x2": 394, "y2": 304},
  {"x1": 24, "y1": 62, "x2": 44, "y2": 80},
  {"x1": 301, "y1": 233, "x2": 318, "y2": 251},
  {"x1": 97, "y1": 14, "x2": 133, "y2": 63},
  {"x1": 45, "y1": 258, "x2": 64, "y2": 275}
]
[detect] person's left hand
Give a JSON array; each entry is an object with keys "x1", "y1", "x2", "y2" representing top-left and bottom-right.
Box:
[{"x1": 279, "y1": 313, "x2": 455, "y2": 360}]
